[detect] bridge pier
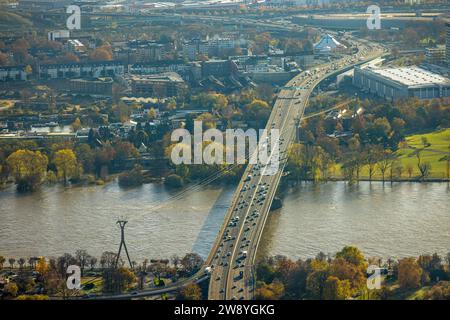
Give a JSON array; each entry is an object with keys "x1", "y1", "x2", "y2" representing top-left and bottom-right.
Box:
[{"x1": 270, "y1": 197, "x2": 283, "y2": 211}]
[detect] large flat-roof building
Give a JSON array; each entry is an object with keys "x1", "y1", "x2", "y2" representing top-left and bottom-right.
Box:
[{"x1": 353, "y1": 66, "x2": 450, "y2": 100}]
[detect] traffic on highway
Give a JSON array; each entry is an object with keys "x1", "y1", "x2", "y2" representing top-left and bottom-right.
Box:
[{"x1": 207, "y1": 33, "x2": 385, "y2": 300}]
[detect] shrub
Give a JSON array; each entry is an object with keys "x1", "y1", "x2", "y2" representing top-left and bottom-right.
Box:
[{"x1": 165, "y1": 174, "x2": 184, "y2": 188}]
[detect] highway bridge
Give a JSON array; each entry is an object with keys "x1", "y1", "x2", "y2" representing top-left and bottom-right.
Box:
[
  {"x1": 81, "y1": 16, "x2": 386, "y2": 300},
  {"x1": 206, "y1": 42, "x2": 385, "y2": 300}
]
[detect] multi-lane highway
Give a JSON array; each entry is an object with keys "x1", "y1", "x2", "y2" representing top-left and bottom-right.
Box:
[
  {"x1": 79, "y1": 15, "x2": 386, "y2": 299},
  {"x1": 207, "y1": 40, "x2": 386, "y2": 300}
]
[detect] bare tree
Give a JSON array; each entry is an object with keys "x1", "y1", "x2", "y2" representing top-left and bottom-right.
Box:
[
  {"x1": 100, "y1": 251, "x2": 118, "y2": 269},
  {"x1": 171, "y1": 254, "x2": 180, "y2": 270},
  {"x1": 439, "y1": 155, "x2": 450, "y2": 181},
  {"x1": 75, "y1": 250, "x2": 90, "y2": 276},
  {"x1": 18, "y1": 258, "x2": 25, "y2": 269},
  {"x1": 406, "y1": 164, "x2": 414, "y2": 179},
  {"x1": 414, "y1": 138, "x2": 432, "y2": 181},
  {"x1": 180, "y1": 253, "x2": 203, "y2": 275},
  {"x1": 89, "y1": 257, "x2": 98, "y2": 270},
  {"x1": 378, "y1": 150, "x2": 395, "y2": 183}
]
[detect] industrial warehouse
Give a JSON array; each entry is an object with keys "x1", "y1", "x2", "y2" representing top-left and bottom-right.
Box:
[{"x1": 353, "y1": 66, "x2": 450, "y2": 100}]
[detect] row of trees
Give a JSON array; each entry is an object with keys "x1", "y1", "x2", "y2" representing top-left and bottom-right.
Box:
[
  {"x1": 255, "y1": 246, "x2": 450, "y2": 300},
  {"x1": 0, "y1": 138, "x2": 145, "y2": 191},
  {"x1": 289, "y1": 96, "x2": 450, "y2": 183},
  {"x1": 4, "y1": 148, "x2": 79, "y2": 191},
  {"x1": 0, "y1": 250, "x2": 204, "y2": 299}
]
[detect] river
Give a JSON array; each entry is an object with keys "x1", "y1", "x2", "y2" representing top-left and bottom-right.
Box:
[{"x1": 0, "y1": 181, "x2": 448, "y2": 261}]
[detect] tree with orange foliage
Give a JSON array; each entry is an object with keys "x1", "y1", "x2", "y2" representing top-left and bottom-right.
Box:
[{"x1": 89, "y1": 45, "x2": 113, "y2": 61}]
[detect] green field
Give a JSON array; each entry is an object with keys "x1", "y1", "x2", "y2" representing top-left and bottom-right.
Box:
[{"x1": 334, "y1": 129, "x2": 450, "y2": 180}]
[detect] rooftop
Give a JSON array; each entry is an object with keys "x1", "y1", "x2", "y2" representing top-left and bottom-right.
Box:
[
  {"x1": 314, "y1": 34, "x2": 346, "y2": 52},
  {"x1": 368, "y1": 66, "x2": 450, "y2": 87},
  {"x1": 130, "y1": 72, "x2": 184, "y2": 83}
]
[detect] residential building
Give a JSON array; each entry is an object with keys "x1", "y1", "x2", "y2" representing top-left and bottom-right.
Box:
[
  {"x1": 130, "y1": 72, "x2": 187, "y2": 98},
  {"x1": 69, "y1": 77, "x2": 114, "y2": 96},
  {"x1": 130, "y1": 60, "x2": 190, "y2": 75},
  {"x1": 425, "y1": 46, "x2": 446, "y2": 66},
  {"x1": 201, "y1": 59, "x2": 238, "y2": 77},
  {"x1": 114, "y1": 40, "x2": 165, "y2": 64},
  {"x1": 0, "y1": 66, "x2": 29, "y2": 81},
  {"x1": 182, "y1": 37, "x2": 244, "y2": 60},
  {"x1": 48, "y1": 30, "x2": 70, "y2": 42},
  {"x1": 38, "y1": 61, "x2": 125, "y2": 79}
]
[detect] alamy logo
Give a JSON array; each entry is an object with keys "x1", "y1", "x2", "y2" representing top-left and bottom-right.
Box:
[
  {"x1": 66, "y1": 265, "x2": 81, "y2": 289},
  {"x1": 66, "y1": 5, "x2": 81, "y2": 30},
  {"x1": 366, "y1": 5, "x2": 381, "y2": 30},
  {"x1": 366, "y1": 265, "x2": 382, "y2": 290},
  {"x1": 170, "y1": 121, "x2": 280, "y2": 176}
]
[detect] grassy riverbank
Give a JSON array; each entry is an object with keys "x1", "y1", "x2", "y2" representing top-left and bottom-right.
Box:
[{"x1": 331, "y1": 129, "x2": 450, "y2": 181}]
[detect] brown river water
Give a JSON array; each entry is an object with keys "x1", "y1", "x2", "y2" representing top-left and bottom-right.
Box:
[{"x1": 0, "y1": 181, "x2": 449, "y2": 260}]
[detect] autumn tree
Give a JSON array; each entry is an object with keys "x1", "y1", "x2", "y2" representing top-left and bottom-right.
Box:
[
  {"x1": 75, "y1": 144, "x2": 95, "y2": 174},
  {"x1": 323, "y1": 276, "x2": 351, "y2": 300},
  {"x1": 4, "y1": 283, "x2": 18, "y2": 298},
  {"x1": 398, "y1": 258, "x2": 422, "y2": 290},
  {"x1": 255, "y1": 83, "x2": 274, "y2": 103},
  {"x1": 89, "y1": 45, "x2": 113, "y2": 61},
  {"x1": 306, "y1": 269, "x2": 329, "y2": 299},
  {"x1": 7, "y1": 150, "x2": 48, "y2": 191},
  {"x1": 335, "y1": 246, "x2": 366, "y2": 267},
  {"x1": 255, "y1": 280, "x2": 285, "y2": 300},
  {"x1": 243, "y1": 99, "x2": 271, "y2": 128},
  {"x1": 53, "y1": 149, "x2": 79, "y2": 184},
  {"x1": 177, "y1": 283, "x2": 202, "y2": 300},
  {"x1": 102, "y1": 267, "x2": 136, "y2": 294},
  {"x1": 71, "y1": 118, "x2": 81, "y2": 132},
  {"x1": 36, "y1": 257, "x2": 49, "y2": 275},
  {"x1": 0, "y1": 52, "x2": 9, "y2": 66},
  {"x1": 114, "y1": 140, "x2": 140, "y2": 166},
  {"x1": 194, "y1": 112, "x2": 216, "y2": 130}
]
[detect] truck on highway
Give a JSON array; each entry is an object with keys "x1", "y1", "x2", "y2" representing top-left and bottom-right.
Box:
[{"x1": 205, "y1": 266, "x2": 213, "y2": 275}]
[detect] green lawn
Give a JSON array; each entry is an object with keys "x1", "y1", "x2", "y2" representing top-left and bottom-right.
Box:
[
  {"x1": 80, "y1": 277, "x2": 103, "y2": 294},
  {"x1": 394, "y1": 128, "x2": 450, "y2": 179},
  {"x1": 332, "y1": 129, "x2": 450, "y2": 180}
]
